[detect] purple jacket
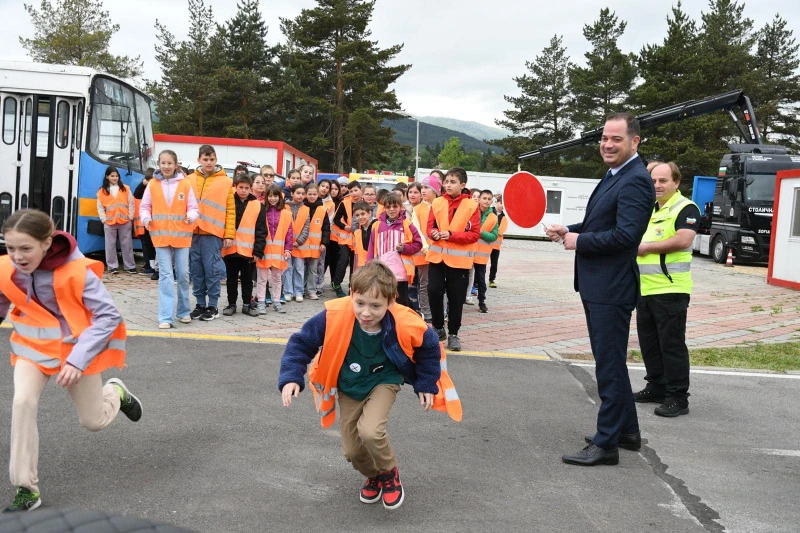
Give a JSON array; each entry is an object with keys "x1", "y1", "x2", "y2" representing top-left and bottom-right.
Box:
[
  {"x1": 367, "y1": 209, "x2": 422, "y2": 261},
  {"x1": 266, "y1": 205, "x2": 293, "y2": 254}
]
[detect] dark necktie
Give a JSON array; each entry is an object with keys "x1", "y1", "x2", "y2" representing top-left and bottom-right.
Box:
[{"x1": 603, "y1": 170, "x2": 613, "y2": 181}]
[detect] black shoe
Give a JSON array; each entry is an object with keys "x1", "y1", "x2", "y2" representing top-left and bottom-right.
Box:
[
  {"x1": 562, "y1": 444, "x2": 619, "y2": 466},
  {"x1": 126, "y1": 268, "x2": 139, "y2": 274},
  {"x1": 222, "y1": 305, "x2": 236, "y2": 316},
  {"x1": 633, "y1": 388, "x2": 665, "y2": 403},
  {"x1": 200, "y1": 307, "x2": 219, "y2": 321},
  {"x1": 447, "y1": 334, "x2": 462, "y2": 352},
  {"x1": 108, "y1": 268, "x2": 119, "y2": 275},
  {"x1": 584, "y1": 432, "x2": 641, "y2": 451},
  {"x1": 654, "y1": 399, "x2": 689, "y2": 418},
  {"x1": 189, "y1": 305, "x2": 206, "y2": 320},
  {"x1": 434, "y1": 327, "x2": 447, "y2": 342},
  {"x1": 479, "y1": 303, "x2": 488, "y2": 313},
  {"x1": 151, "y1": 271, "x2": 159, "y2": 280},
  {"x1": 106, "y1": 378, "x2": 142, "y2": 422},
  {"x1": 141, "y1": 266, "x2": 155, "y2": 275},
  {"x1": 332, "y1": 283, "x2": 346, "y2": 298}
]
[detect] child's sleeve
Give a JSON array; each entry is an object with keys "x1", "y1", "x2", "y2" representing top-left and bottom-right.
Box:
[
  {"x1": 411, "y1": 327, "x2": 442, "y2": 394},
  {"x1": 321, "y1": 212, "x2": 331, "y2": 247},
  {"x1": 224, "y1": 186, "x2": 236, "y2": 239},
  {"x1": 96, "y1": 195, "x2": 107, "y2": 224},
  {"x1": 297, "y1": 214, "x2": 311, "y2": 245},
  {"x1": 284, "y1": 221, "x2": 294, "y2": 253},
  {"x1": 401, "y1": 223, "x2": 423, "y2": 256},
  {"x1": 481, "y1": 219, "x2": 499, "y2": 243},
  {"x1": 278, "y1": 311, "x2": 328, "y2": 392},
  {"x1": 140, "y1": 186, "x2": 152, "y2": 225},
  {"x1": 254, "y1": 204, "x2": 267, "y2": 259},
  {"x1": 186, "y1": 186, "x2": 199, "y2": 223},
  {"x1": 127, "y1": 190, "x2": 135, "y2": 222},
  {"x1": 333, "y1": 203, "x2": 347, "y2": 230}
]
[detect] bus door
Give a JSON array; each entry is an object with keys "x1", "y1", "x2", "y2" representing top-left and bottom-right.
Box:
[
  {"x1": 0, "y1": 93, "x2": 32, "y2": 227},
  {"x1": 27, "y1": 95, "x2": 83, "y2": 231}
]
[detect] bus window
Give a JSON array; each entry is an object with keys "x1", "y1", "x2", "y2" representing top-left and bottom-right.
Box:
[
  {"x1": 134, "y1": 93, "x2": 156, "y2": 170},
  {"x1": 24, "y1": 99, "x2": 32, "y2": 146},
  {"x1": 88, "y1": 77, "x2": 140, "y2": 171},
  {"x1": 36, "y1": 100, "x2": 50, "y2": 158},
  {"x1": 3, "y1": 98, "x2": 16, "y2": 145},
  {"x1": 56, "y1": 100, "x2": 69, "y2": 149},
  {"x1": 73, "y1": 101, "x2": 84, "y2": 146},
  {"x1": 52, "y1": 196, "x2": 65, "y2": 230}
]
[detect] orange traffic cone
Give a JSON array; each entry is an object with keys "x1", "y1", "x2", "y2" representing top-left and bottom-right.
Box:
[{"x1": 725, "y1": 248, "x2": 734, "y2": 267}]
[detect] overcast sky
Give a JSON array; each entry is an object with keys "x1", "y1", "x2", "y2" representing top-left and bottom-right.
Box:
[{"x1": 1, "y1": 0, "x2": 797, "y2": 128}]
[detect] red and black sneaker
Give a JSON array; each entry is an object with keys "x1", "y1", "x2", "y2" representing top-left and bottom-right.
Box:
[
  {"x1": 379, "y1": 467, "x2": 404, "y2": 510},
  {"x1": 359, "y1": 476, "x2": 382, "y2": 504}
]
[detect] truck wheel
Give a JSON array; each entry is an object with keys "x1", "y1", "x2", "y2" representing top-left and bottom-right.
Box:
[{"x1": 711, "y1": 235, "x2": 727, "y2": 263}]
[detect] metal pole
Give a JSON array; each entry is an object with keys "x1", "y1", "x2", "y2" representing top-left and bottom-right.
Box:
[{"x1": 415, "y1": 118, "x2": 420, "y2": 178}]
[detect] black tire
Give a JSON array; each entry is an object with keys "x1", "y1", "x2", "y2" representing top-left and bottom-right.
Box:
[
  {"x1": 0, "y1": 508, "x2": 194, "y2": 532},
  {"x1": 711, "y1": 234, "x2": 727, "y2": 264}
]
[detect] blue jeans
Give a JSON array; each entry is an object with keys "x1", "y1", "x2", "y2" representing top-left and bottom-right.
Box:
[
  {"x1": 282, "y1": 256, "x2": 305, "y2": 296},
  {"x1": 190, "y1": 234, "x2": 224, "y2": 308},
  {"x1": 156, "y1": 246, "x2": 190, "y2": 324}
]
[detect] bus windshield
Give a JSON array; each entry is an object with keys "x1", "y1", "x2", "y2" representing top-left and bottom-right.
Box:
[{"x1": 87, "y1": 77, "x2": 156, "y2": 172}]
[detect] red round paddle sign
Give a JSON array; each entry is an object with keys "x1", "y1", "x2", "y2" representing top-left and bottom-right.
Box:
[{"x1": 504, "y1": 171, "x2": 546, "y2": 228}]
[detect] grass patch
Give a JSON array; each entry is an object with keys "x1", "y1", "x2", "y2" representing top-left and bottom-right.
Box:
[
  {"x1": 629, "y1": 342, "x2": 800, "y2": 372},
  {"x1": 751, "y1": 305, "x2": 764, "y2": 312}
]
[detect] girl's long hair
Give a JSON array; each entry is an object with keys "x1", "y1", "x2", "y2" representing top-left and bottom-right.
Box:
[
  {"x1": 329, "y1": 180, "x2": 341, "y2": 206},
  {"x1": 100, "y1": 166, "x2": 126, "y2": 195},
  {"x1": 265, "y1": 184, "x2": 285, "y2": 210}
]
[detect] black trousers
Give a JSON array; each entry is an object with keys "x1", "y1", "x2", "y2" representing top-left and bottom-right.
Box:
[
  {"x1": 428, "y1": 262, "x2": 470, "y2": 335},
  {"x1": 396, "y1": 281, "x2": 411, "y2": 308},
  {"x1": 489, "y1": 249, "x2": 500, "y2": 282},
  {"x1": 224, "y1": 255, "x2": 254, "y2": 306},
  {"x1": 325, "y1": 240, "x2": 340, "y2": 279},
  {"x1": 333, "y1": 243, "x2": 354, "y2": 286},
  {"x1": 636, "y1": 293, "x2": 691, "y2": 403},
  {"x1": 473, "y1": 263, "x2": 487, "y2": 304},
  {"x1": 141, "y1": 229, "x2": 156, "y2": 264}
]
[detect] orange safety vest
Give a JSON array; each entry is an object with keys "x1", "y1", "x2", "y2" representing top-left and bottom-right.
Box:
[
  {"x1": 148, "y1": 179, "x2": 194, "y2": 248},
  {"x1": 0, "y1": 256, "x2": 126, "y2": 376},
  {"x1": 308, "y1": 297, "x2": 462, "y2": 428},
  {"x1": 97, "y1": 187, "x2": 131, "y2": 226},
  {"x1": 257, "y1": 209, "x2": 292, "y2": 270},
  {"x1": 191, "y1": 172, "x2": 233, "y2": 238},
  {"x1": 133, "y1": 197, "x2": 145, "y2": 237},
  {"x1": 330, "y1": 197, "x2": 353, "y2": 247},
  {"x1": 289, "y1": 204, "x2": 311, "y2": 259},
  {"x1": 412, "y1": 203, "x2": 431, "y2": 266},
  {"x1": 222, "y1": 199, "x2": 261, "y2": 258},
  {"x1": 303, "y1": 205, "x2": 326, "y2": 259},
  {"x1": 353, "y1": 226, "x2": 369, "y2": 270},
  {"x1": 376, "y1": 204, "x2": 385, "y2": 217},
  {"x1": 425, "y1": 197, "x2": 478, "y2": 269},
  {"x1": 324, "y1": 199, "x2": 336, "y2": 220},
  {"x1": 492, "y1": 216, "x2": 509, "y2": 250},
  {"x1": 370, "y1": 219, "x2": 416, "y2": 284},
  {"x1": 473, "y1": 211, "x2": 498, "y2": 265}
]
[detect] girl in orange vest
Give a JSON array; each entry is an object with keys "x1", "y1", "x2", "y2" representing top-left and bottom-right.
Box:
[
  {"x1": 0, "y1": 209, "x2": 142, "y2": 513},
  {"x1": 96, "y1": 166, "x2": 136, "y2": 274},
  {"x1": 303, "y1": 183, "x2": 330, "y2": 300},
  {"x1": 279, "y1": 261, "x2": 461, "y2": 511},
  {"x1": 140, "y1": 150, "x2": 199, "y2": 329},
  {"x1": 256, "y1": 185, "x2": 293, "y2": 313},
  {"x1": 284, "y1": 184, "x2": 311, "y2": 301}
]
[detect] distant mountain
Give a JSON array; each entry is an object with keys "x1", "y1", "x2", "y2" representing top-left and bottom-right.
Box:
[
  {"x1": 384, "y1": 118, "x2": 499, "y2": 153},
  {"x1": 418, "y1": 117, "x2": 510, "y2": 142}
]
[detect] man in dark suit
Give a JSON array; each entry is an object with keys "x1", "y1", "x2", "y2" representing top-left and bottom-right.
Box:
[{"x1": 546, "y1": 113, "x2": 655, "y2": 466}]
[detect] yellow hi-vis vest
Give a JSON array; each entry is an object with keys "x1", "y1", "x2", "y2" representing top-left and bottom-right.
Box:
[
  {"x1": 637, "y1": 191, "x2": 697, "y2": 296},
  {"x1": 222, "y1": 199, "x2": 261, "y2": 258},
  {"x1": 473, "y1": 211, "x2": 498, "y2": 265}
]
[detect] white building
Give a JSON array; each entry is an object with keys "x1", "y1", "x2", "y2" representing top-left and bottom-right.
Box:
[{"x1": 768, "y1": 169, "x2": 800, "y2": 290}]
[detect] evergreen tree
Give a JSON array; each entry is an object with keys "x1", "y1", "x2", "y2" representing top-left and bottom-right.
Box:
[
  {"x1": 494, "y1": 34, "x2": 574, "y2": 175},
  {"x1": 280, "y1": 0, "x2": 410, "y2": 172},
  {"x1": 697, "y1": 0, "x2": 758, "y2": 95},
  {"x1": 754, "y1": 15, "x2": 800, "y2": 151},
  {"x1": 438, "y1": 137, "x2": 465, "y2": 168},
  {"x1": 20, "y1": 0, "x2": 142, "y2": 78}
]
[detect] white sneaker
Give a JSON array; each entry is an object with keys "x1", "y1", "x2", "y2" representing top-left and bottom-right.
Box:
[
  {"x1": 295, "y1": 295, "x2": 304, "y2": 302},
  {"x1": 178, "y1": 316, "x2": 191, "y2": 324},
  {"x1": 309, "y1": 292, "x2": 319, "y2": 300},
  {"x1": 465, "y1": 297, "x2": 475, "y2": 305},
  {"x1": 158, "y1": 322, "x2": 174, "y2": 329}
]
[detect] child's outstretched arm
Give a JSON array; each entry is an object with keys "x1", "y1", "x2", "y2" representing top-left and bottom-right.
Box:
[{"x1": 278, "y1": 310, "x2": 327, "y2": 403}]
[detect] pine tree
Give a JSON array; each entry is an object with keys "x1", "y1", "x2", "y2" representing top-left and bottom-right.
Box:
[
  {"x1": 279, "y1": 0, "x2": 410, "y2": 172},
  {"x1": 754, "y1": 15, "x2": 800, "y2": 151},
  {"x1": 697, "y1": 0, "x2": 758, "y2": 95},
  {"x1": 20, "y1": 0, "x2": 142, "y2": 78},
  {"x1": 494, "y1": 34, "x2": 574, "y2": 175}
]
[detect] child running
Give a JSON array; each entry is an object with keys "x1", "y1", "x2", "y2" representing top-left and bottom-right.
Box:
[
  {"x1": 279, "y1": 261, "x2": 461, "y2": 510},
  {"x1": 0, "y1": 209, "x2": 142, "y2": 512},
  {"x1": 256, "y1": 185, "x2": 293, "y2": 313},
  {"x1": 96, "y1": 166, "x2": 136, "y2": 274},
  {"x1": 140, "y1": 150, "x2": 199, "y2": 329}
]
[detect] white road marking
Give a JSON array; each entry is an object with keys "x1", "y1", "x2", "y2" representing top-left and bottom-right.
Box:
[
  {"x1": 756, "y1": 449, "x2": 800, "y2": 457},
  {"x1": 569, "y1": 363, "x2": 800, "y2": 380}
]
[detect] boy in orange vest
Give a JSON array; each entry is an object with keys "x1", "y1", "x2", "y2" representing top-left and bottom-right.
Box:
[
  {"x1": 489, "y1": 195, "x2": 507, "y2": 288},
  {"x1": 472, "y1": 190, "x2": 499, "y2": 313},
  {"x1": 352, "y1": 201, "x2": 377, "y2": 273},
  {"x1": 188, "y1": 145, "x2": 235, "y2": 322},
  {"x1": 425, "y1": 167, "x2": 480, "y2": 352},
  {"x1": 279, "y1": 261, "x2": 461, "y2": 511},
  {"x1": 222, "y1": 175, "x2": 267, "y2": 317}
]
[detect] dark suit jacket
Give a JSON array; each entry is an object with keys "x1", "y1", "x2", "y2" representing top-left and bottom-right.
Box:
[{"x1": 567, "y1": 155, "x2": 655, "y2": 308}]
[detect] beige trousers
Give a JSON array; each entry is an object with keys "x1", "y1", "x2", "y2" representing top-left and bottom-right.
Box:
[
  {"x1": 337, "y1": 384, "x2": 400, "y2": 478},
  {"x1": 9, "y1": 359, "x2": 121, "y2": 493}
]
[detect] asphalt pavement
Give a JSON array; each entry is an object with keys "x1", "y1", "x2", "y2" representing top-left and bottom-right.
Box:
[{"x1": 1, "y1": 334, "x2": 797, "y2": 532}]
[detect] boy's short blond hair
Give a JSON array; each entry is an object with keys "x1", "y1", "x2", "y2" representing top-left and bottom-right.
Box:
[{"x1": 350, "y1": 261, "x2": 397, "y2": 302}]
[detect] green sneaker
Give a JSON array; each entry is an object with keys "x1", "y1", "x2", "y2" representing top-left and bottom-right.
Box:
[
  {"x1": 489, "y1": 281, "x2": 497, "y2": 288},
  {"x1": 3, "y1": 487, "x2": 41, "y2": 512},
  {"x1": 106, "y1": 378, "x2": 143, "y2": 422}
]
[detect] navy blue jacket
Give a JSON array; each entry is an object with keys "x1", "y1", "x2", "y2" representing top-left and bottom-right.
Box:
[
  {"x1": 567, "y1": 155, "x2": 655, "y2": 307},
  {"x1": 278, "y1": 309, "x2": 442, "y2": 395}
]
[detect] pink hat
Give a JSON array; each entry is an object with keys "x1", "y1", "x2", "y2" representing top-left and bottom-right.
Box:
[{"x1": 421, "y1": 174, "x2": 442, "y2": 195}]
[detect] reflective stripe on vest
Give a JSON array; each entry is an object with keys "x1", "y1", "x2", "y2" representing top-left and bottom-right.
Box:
[
  {"x1": 492, "y1": 216, "x2": 509, "y2": 250},
  {"x1": 192, "y1": 173, "x2": 233, "y2": 237},
  {"x1": 290, "y1": 205, "x2": 311, "y2": 259},
  {"x1": 257, "y1": 209, "x2": 292, "y2": 270},
  {"x1": 330, "y1": 198, "x2": 353, "y2": 246},
  {"x1": 637, "y1": 192, "x2": 696, "y2": 296},
  {"x1": 223, "y1": 200, "x2": 261, "y2": 258},
  {"x1": 97, "y1": 187, "x2": 130, "y2": 226},
  {"x1": 0, "y1": 256, "x2": 127, "y2": 376},
  {"x1": 413, "y1": 203, "x2": 431, "y2": 266},
  {"x1": 425, "y1": 197, "x2": 478, "y2": 269},
  {"x1": 307, "y1": 297, "x2": 462, "y2": 428},
  {"x1": 148, "y1": 179, "x2": 194, "y2": 248},
  {"x1": 473, "y1": 211, "x2": 498, "y2": 265}
]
